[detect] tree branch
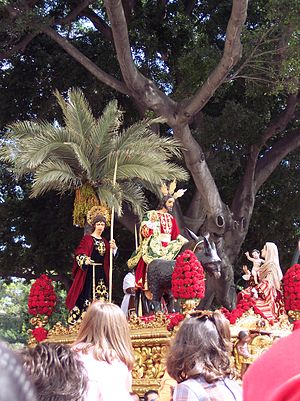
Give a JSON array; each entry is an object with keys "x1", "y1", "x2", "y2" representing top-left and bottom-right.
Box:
[
  {"x1": 59, "y1": 0, "x2": 95, "y2": 26},
  {"x1": 230, "y1": 145, "x2": 259, "y2": 232},
  {"x1": 80, "y1": 8, "x2": 113, "y2": 41},
  {"x1": 121, "y1": 0, "x2": 136, "y2": 22},
  {"x1": 0, "y1": 32, "x2": 37, "y2": 60},
  {"x1": 185, "y1": 189, "x2": 207, "y2": 233},
  {"x1": 260, "y1": 92, "x2": 299, "y2": 144},
  {"x1": 42, "y1": 26, "x2": 130, "y2": 95},
  {"x1": 174, "y1": 124, "x2": 225, "y2": 219},
  {"x1": 183, "y1": 0, "x2": 197, "y2": 17},
  {"x1": 0, "y1": 0, "x2": 97, "y2": 60},
  {"x1": 103, "y1": 0, "x2": 177, "y2": 117},
  {"x1": 178, "y1": 0, "x2": 248, "y2": 121},
  {"x1": 230, "y1": 91, "x2": 299, "y2": 233},
  {"x1": 255, "y1": 128, "x2": 300, "y2": 191}
]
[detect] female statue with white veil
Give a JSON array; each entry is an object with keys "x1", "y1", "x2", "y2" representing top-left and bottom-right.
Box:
[{"x1": 239, "y1": 242, "x2": 283, "y2": 321}]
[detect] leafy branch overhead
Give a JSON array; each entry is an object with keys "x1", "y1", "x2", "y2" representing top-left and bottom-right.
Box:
[{"x1": 1, "y1": 88, "x2": 188, "y2": 221}]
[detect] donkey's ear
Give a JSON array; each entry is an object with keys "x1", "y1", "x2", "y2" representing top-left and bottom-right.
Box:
[
  {"x1": 184, "y1": 227, "x2": 198, "y2": 241},
  {"x1": 203, "y1": 236, "x2": 210, "y2": 247}
]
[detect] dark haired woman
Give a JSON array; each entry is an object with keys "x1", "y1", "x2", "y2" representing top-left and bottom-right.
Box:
[
  {"x1": 166, "y1": 311, "x2": 242, "y2": 401},
  {"x1": 66, "y1": 215, "x2": 117, "y2": 319}
]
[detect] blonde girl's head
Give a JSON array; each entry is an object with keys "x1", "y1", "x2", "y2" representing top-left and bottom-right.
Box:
[{"x1": 73, "y1": 301, "x2": 135, "y2": 370}]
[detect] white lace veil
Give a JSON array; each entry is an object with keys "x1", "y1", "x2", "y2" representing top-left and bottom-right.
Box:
[{"x1": 263, "y1": 242, "x2": 283, "y2": 289}]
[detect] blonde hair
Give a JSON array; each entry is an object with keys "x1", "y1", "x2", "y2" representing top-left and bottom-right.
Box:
[{"x1": 73, "y1": 301, "x2": 135, "y2": 370}]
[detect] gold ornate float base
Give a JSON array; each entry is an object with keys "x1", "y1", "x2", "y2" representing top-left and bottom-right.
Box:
[
  {"x1": 30, "y1": 308, "x2": 293, "y2": 396},
  {"x1": 129, "y1": 314, "x2": 171, "y2": 395}
]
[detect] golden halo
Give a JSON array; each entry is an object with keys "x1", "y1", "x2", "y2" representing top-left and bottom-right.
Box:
[{"x1": 87, "y1": 205, "x2": 111, "y2": 226}]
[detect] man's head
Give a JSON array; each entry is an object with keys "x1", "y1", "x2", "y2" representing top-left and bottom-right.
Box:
[
  {"x1": 143, "y1": 390, "x2": 158, "y2": 401},
  {"x1": 21, "y1": 343, "x2": 88, "y2": 401},
  {"x1": 158, "y1": 195, "x2": 175, "y2": 212}
]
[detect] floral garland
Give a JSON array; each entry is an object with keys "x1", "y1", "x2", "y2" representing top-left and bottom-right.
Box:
[
  {"x1": 283, "y1": 264, "x2": 300, "y2": 311},
  {"x1": 171, "y1": 249, "x2": 205, "y2": 300},
  {"x1": 139, "y1": 312, "x2": 185, "y2": 332},
  {"x1": 28, "y1": 274, "x2": 57, "y2": 342},
  {"x1": 220, "y1": 294, "x2": 259, "y2": 324},
  {"x1": 166, "y1": 312, "x2": 185, "y2": 331}
]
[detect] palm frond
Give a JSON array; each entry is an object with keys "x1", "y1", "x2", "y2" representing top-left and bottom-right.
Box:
[
  {"x1": 116, "y1": 162, "x2": 188, "y2": 183},
  {"x1": 130, "y1": 179, "x2": 162, "y2": 198},
  {"x1": 90, "y1": 100, "x2": 123, "y2": 156},
  {"x1": 118, "y1": 181, "x2": 148, "y2": 218},
  {"x1": 54, "y1": 88, "x2": 95, "y2": 145},
  {"x1": 95, "y1": 184, "x2": 123, "y2": 216},
  {"x1": 6, "y1": 120, "x2": 51, "y2": 140},
  {"x1": 30, "y1": 160, "x2": 81, "y2": 198},
  {"x1": 100, "y1": 147, "x2": 189, "y2": 183},
  {"x1": 115, "y1": 122, "x2": 184, "y2": 159},
  {"x1": 62, "y1": 142, "x2": 92, "y2": 181}
]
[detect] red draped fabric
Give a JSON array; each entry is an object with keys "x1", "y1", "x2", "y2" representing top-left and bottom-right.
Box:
[{"x1": 65, "y1": 235, "x2": 110, "y2": 310}]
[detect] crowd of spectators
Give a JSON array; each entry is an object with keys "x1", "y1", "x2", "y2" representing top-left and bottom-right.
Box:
[{"x1": 2, "y1": 300, "x2": 300, "y2": 401}]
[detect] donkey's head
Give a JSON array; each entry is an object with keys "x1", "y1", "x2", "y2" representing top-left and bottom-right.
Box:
[{"x1": 184, "y1": 229, "x2": 222, "y2": 279}]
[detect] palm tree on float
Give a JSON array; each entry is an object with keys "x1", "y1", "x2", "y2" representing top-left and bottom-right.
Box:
[
  {"x1": 1, "y1": 88, "x2": 189, "y2": 301},
  {"x1": 1, "y1": 88, "x2": 188, "y2": 226}
]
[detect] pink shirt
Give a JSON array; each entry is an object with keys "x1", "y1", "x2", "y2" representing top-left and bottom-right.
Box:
[{"x1": 74, "y1": 346, "x2": 133, "y2": 401}]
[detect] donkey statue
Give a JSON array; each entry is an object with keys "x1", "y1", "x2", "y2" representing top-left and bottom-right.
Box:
[{"x1": 147, "y1": 231, "x2": 222, "y2": 313}]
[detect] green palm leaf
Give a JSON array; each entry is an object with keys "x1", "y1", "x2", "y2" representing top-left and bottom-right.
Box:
[
  {"x1": 0, "y1": 87, "x2": 189, "y2": 222},
  {"x1": 118, "y1": 181, "x2": 148, "y2": 218},
  {"x1": 54, "y1": 88, "x2": 95, "y2": 145},
  {"x1": 90, "y1": 100, "x2": 123, "y2": 155},
  {"x1": 62, "y1": 142, "x2": 92, "y2": 181},
  {"x1": 95, "y1": 184, "x2": 123, "y2": 215},
  {"x1": 31, "y1": 160, "x2": 81, "y2": 197}
]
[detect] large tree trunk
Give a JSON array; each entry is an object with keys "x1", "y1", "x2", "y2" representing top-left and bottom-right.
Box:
[{"x1": 170, "y1": 123, "x2": 237, "y2": 308}]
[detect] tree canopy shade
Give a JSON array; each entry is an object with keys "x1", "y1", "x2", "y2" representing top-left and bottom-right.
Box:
[{"x1": 0, "y1": 0, "x2": 299, "y2": 307}]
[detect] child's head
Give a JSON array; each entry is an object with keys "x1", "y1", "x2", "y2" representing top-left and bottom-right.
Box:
[
  {"x1": 238, "y1": 330, "x2": 250, "y2": 342},
  {"x1": 167, "y1": 311, "x2": 232, "y2": 383},
  {"x1": 21, "y1": 343, "x2": 87, "y2": 401},
  {"x1": 251, "y1": 249, "x2": 260, "y2": 259},
  {"x1": 74, "y1": 301, "x2": 134, "y2": 369},
  {"x1": 144, "y1": 390, "x2": 158, "y2": 401}
]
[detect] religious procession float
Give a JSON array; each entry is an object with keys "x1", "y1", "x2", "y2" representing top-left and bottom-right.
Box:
[
  {"x1": 2, "y1": 91, "x2": 298, "y2": 396},
  {"x1": 26, "y1": 210, "x2": 300, "y2": 395}
]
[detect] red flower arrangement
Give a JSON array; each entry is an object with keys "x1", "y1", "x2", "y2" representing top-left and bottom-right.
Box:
[
  {"x1": 220, "y1": 294, "x2": 257, "y2": 324},
  {"x1": 283, "y1": 264, "x2": 300, "y2": 311},
  {"x1": 220, "y1": 291, "x2": 276, "y2": 324},
  {"x1": 28, "y1": 274, "x2": 56, "y2": 316},
  {"x1": 31, "y1": 327, "x2": 48, "y2": 342},
  {"x1": 171, "y1": 249, "x2": 205, "y2": 300},
  {"x1": 167, "y1": 312, "x2": 185, "y2": 331},
  {"x1": 28, "y1": 274, "x2": 56, "y2": 342},
  {"x1": 139, "y1": 312, "x2": 185, "y2": 331}
]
